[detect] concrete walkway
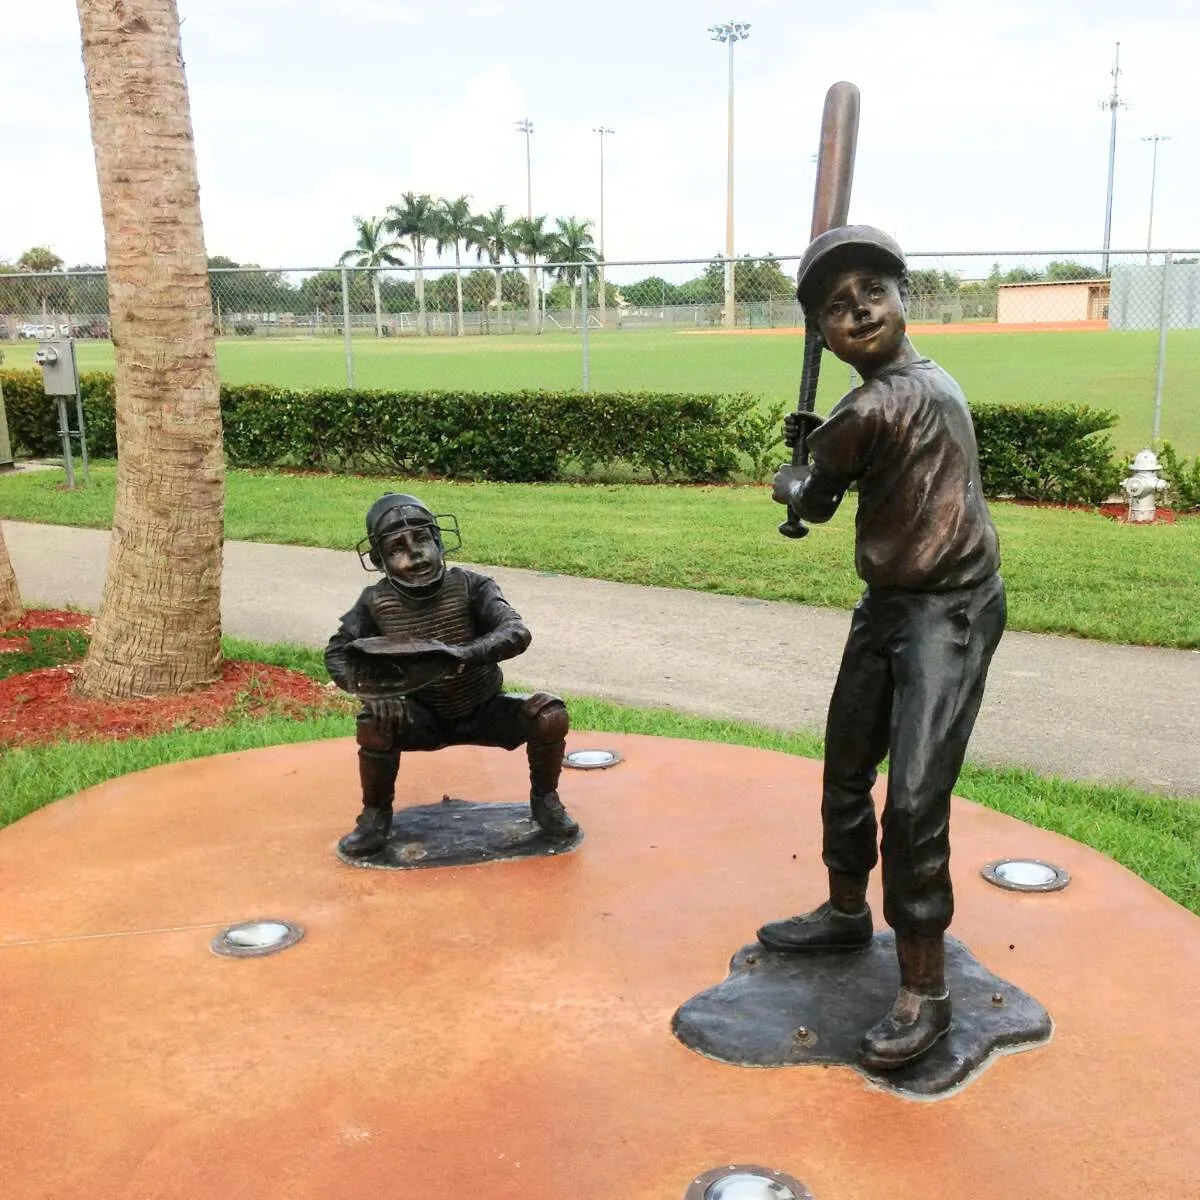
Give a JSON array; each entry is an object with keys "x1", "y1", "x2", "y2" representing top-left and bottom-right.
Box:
[{"x1": 5, "y1": 519, "x2": 1198, "y2": 798}]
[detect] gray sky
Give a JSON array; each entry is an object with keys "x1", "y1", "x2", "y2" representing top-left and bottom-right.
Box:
[{"x1": 3, "y1": 0, "x2": 1197, "y2": 271}]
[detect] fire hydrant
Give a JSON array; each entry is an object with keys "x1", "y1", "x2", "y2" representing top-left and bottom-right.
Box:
[{"x1": 1120, "y1": 449, "x2": 1168, "y2": 522}]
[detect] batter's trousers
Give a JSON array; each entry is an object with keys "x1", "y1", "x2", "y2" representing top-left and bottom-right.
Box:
[{"x1": 821, "y1": 573, "x2": 1007, "y2": 938}]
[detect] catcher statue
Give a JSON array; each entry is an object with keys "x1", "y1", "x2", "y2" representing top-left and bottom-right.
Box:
[{"x1": 325, "y1": 493, "x2": 579, "y2": 858}]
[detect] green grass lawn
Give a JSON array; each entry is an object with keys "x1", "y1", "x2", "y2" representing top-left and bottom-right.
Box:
[
  {"x1": 4, "y1": 325, "x2": 1196, "y2": 454},
  {"x1": 3, "y1": 465, "x2": 1198, "y2": 648}
]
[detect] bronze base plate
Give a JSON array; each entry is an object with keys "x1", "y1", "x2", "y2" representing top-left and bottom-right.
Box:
[
  {"x1": 335, "y1": 797, "x2": 583, "y2": 869},
  {"x1": 673, "y1": 932, "x2": 1052, "y2": 1098}
]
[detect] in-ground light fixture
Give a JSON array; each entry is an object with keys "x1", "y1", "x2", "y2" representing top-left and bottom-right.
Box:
[
  {"x1": 564, "y1": 748, "x2": 623, "y2": 770},
  {"x1": 981, "y1": 859, "x2": 1070, "y2": 893},
  {"x1": 210, "y1": 919, "x2": 305, "y2": 958},
  {"x1": 685, "y1": 1164, "x2": 813, "y2": 1200}
]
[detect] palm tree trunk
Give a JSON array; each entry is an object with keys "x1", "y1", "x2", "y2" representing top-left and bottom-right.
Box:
[
  {"x1": 74, "y1": 0, "x2": 224, "y2": 699},
  {"x1": 372, "y1": 271, "x2": 383, "y2": 338},
  {"x1": 415, "y1": 245, "x2": 427, "y2": 336},
  {"x1": 527, "y1": 259, "x2": 537, "y2": 335},
  {"x1": 493, "y1": 263, "x2": 502, "y2": 314},
  {"x1": 0, "y1": 524, "x2": 22, "y2": 626},
  {"x1": 570, "y1": 283, "x2": 577, "y2": 331},
  {"x1": 454, "y1": 245, "x2": 464, "y2": 337}
]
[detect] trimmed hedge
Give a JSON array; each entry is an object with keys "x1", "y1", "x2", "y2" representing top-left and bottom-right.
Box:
[
  {"x1": 220, "y1": 386, "x2": 750, "y2": 482},
  {"x1": 971, "y1": 403, "x2": 1123, "y2": 505},
  {"x1": 1, "y1": 369, "x2": 119, "y2": 459},
  {"x1": 0, "y1": 371, "x2": 751, "y2": 483},
  {"x1": 0, "y1": 368, "x2": 1149, "y2": 503}
]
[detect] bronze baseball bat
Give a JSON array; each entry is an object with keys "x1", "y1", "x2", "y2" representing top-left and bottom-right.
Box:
[{"x1": 779, "y1": 81, "x2": 861, "y2": 539}]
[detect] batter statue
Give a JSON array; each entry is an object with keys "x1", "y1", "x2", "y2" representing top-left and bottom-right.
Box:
[
  {"x1": 763, "y1": 226, "x2": 1006, "y2": 1070},
  {"x1": 325, "y1": 493, "x2": 579, "y2": 858}
]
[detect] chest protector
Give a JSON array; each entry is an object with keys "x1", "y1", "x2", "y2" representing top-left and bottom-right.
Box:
[{"x1": 367, "y1": 571, "x2": 502, "y2": 719}]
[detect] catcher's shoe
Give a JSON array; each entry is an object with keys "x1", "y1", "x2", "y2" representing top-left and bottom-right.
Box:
[
  {"x1": 338, "y1": 805, "x2": 393, "y2": 858},
  {"x1": 859, "y1": 988, "x2": 952, "y2": 1070},
  {"x1": 529, "y1": 790, "x2": 579, "y2": 840},
  {"x1": 756, "y1": 900, "x2": 873, "y2": 952}
]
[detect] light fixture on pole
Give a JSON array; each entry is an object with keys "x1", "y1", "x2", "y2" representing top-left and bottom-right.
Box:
[
  {"x1": 709, "y1": 19, "x2": 750, "y2": 328},
  {"x1": 515, "y1": 118, "x2": 536, "y2": 332},
  {"x1": 1098, "y1": 42, "x2": 1126, "y2": 276},
  {"x1": 594, "y1": 126, "x2": 614, "y2": 327},
  {"x1": 1142, "y1": 134, "x2": 1169, "y2": 265},
  {"x1": 515, "y1": 118, "x2": 534, "y2": 218}
]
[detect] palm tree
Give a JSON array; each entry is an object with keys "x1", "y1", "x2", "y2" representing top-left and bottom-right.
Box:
[
  {"x1": 16, "y1": 246, "x2": 63, "y2": 272},
  {"x1": 433, "y1": 195, "x2": 476, "y2": 337},
  {"x1": 338, "y1": 215, "x2": 404, "y2": 338},
  {"x1": 472, "y1": 205, "x2": 521, "y2": 319},
  {"x1": 75, "y1": 0, "x2": 224, "y2": 698},
  {"x1": 16, "y1": 246, "x2": 66, "y2": 321},
  {"x1": 549, "y1": 217, "x2": 600, "y2": 330},
  {"x1": 514, "y1": 215, "x2": 556, "y2": 335},
  {"x1": 385, "y1": 192, "x2": 438, "y2": 335}
]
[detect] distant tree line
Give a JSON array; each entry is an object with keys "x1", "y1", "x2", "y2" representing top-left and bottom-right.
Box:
[
  {"x1": 2, "y1": 235, "x2": 1111, "y2": 337},
  {"x1": 622, "y1": 256, "x2": 796, "y2": 309},
  {"x1": 906, "y1": 260, "x2": 1107, "y2": 300},
  {"x1": 0, "y1": 247, "x2": 107, "y2": 317}
]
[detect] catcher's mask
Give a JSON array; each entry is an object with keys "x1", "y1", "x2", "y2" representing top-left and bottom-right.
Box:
[{"x1": 356, "y1": 493, "x2": 462, "y2": 592}]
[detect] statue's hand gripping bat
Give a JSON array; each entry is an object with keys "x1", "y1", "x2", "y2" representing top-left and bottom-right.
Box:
[{"x1": 778, "y1": 81, "x2": 860, "y2": 539}]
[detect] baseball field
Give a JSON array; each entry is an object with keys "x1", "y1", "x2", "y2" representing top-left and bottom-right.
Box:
[{"x1": 4, "y1": 323, "x2": 1195, "y2": 454}]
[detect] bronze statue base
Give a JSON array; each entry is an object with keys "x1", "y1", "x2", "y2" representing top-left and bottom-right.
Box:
[
  {"x1": 334, "y1": 796, "x2": 583, "y2": 869},
  {"x1": 672, "y1": 932, "x2": 1051, "y2": 1098}
]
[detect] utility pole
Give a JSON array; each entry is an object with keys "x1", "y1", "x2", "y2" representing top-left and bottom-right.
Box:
[
  {"x1": 1099, "y1": 42, "x2": 1125, "y2": 276},
  {"x1": 1142, "y1": 134, "x2": 1169, "y2": 264},
  {"x1": 515, "y1": 118, "x2": 536, "y2": 333},
  {"x1": 594, "y1": 126, "x2": 614, "y2": 327},
  {"x1": 709, "y1": 20, "x2": 750, "y2": 328}
]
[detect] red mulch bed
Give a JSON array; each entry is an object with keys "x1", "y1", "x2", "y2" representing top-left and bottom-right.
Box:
[
  {"x1": 1096, "y1": 503, "x2": 1183, "y2": 525},
  {"x1": 1005, "y1": 498, "x2": 1188, "y2": 524},
  {"x1": 0, "y1": 610, "x2": 342, "y2": 748}
]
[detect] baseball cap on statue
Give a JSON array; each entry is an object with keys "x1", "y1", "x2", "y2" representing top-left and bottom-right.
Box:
[{"x1": 795, "y1": 224, "x2": 907, "y2": 314}]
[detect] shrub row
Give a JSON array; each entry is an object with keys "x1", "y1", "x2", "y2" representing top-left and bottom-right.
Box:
[
  {"x1": 220, "y1": 386, "x2": 753, "y2": 482},
  {"x1": 0, "y1": 371, "x2": 754, "y2": 483},
  {"x1": 970, "y1": 404, "x2": 1123, "y2": 505},
  {"x1": 2, "y1": 370, "x2": 119, "y2": 460},
  {"x1": 1, "y1": 368, "x2": 1190, "y2": 505}
]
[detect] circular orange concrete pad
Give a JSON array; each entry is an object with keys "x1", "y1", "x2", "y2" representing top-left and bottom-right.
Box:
[{"x1": 1, "y1": 733, "x2": 1196, "y2": 1200}]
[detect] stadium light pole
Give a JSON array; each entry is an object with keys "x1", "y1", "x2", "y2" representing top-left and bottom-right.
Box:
[
  {"x1": 1098, "y1": 42, "x2": 1125, "y2": 277},
  {"x1": 594, "y1": 126, "x2": 614, "y2": 327},
  {"x1": 1142, "y1": 135, "x2": 1169, "y2": 265},
  {"x1": 515, "y1": 118, "x2": 534, "y2": 218},
  {"x1": 709, "y1": 20, "x2": 750, "y2": 328},
  {"x1": 515, "y1": 118, "x2": 536, "y2": 332}
]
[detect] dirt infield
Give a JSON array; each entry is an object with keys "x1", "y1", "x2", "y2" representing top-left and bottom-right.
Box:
[{"x1": 683, "y1": 320, "x2": 1110, "y2": 337}]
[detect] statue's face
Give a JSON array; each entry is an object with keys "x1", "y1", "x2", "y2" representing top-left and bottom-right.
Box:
[
  {"x1": 378, "y1": 523, "x2": 444, "y2": 590},
  {"x1": 816, "y1": 266, "x2": 907, "y2": 376}
]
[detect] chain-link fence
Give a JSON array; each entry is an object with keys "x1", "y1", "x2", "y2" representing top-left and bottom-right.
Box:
[{"x1": 1, "y1": 249, "x2": 1197, "y2": 452}]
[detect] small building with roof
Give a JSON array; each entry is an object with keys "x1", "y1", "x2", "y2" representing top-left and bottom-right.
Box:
[{"x1": 996, "y1": 279, "x2": 1110, "y2": 324}]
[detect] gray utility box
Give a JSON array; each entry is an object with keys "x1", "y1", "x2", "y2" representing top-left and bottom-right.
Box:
[{"x1": 34, "y1": 340, "x2": 80, "y2": 396}]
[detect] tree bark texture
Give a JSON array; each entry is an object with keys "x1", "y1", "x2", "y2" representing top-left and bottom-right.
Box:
[
  {"x1": 74, "y1": 0, "x2": 224, "y2": 698},
  {"x1": 0, "y1": 525, "x2": 22, "y2": 626}
]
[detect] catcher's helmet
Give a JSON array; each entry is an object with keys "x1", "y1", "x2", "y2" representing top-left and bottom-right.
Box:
[
  {"x1": 356, "y1": 493, "x2": 462, "y2": 574},
  {"x1": 795, "y1": 225, "x2": 907, "y2": 315}
]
